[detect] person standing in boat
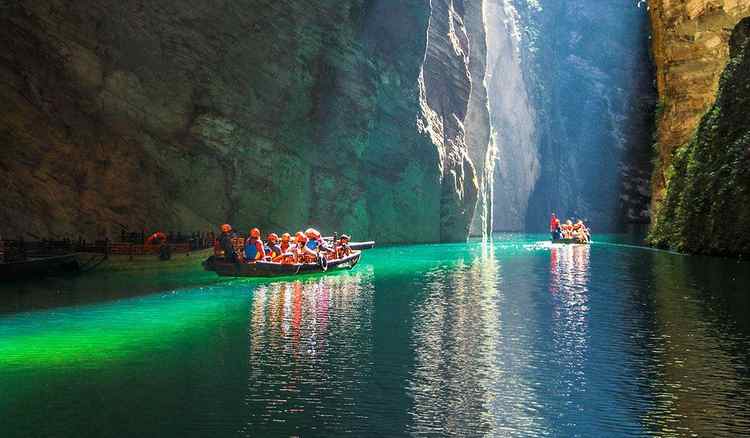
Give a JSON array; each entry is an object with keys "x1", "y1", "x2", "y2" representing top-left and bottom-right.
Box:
[
  {"x1": 335, "y1": 234, "x2": 352, "y2": 259},
  {"x1": 244, "y1": 228, "x2": 266, "y2": 262},
  {"x1": 549, "y1": 213, "x2": 561, "y2": 240},
  {"x1": 217, "y1": 224, "x2": 238, "y2": 262}
]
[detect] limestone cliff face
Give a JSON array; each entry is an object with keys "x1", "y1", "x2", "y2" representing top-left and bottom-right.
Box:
[
  {"x1": 650, "y1": 17, "x2": 750, "y2": 255},
  {"x1": 649, "y1": 0, "x2": 750, "y2": 201},
  {"x1": 649, "y1": 0, "x2": 750, "y2": 231},
  {"x1": 464, "y1": 1, "x2": 494, "y2": 237},
  {"x1": 516, "y1": 0, "x2": 656, "y2": 232},
  {"x1": 0, "y1": 1, "x2": 488, "y2": 243},
  {"x1": 485, "y1": 0, "x2": 538, "y2": 232}
]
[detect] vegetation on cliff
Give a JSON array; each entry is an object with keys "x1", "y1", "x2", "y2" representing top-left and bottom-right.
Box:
[{"x1": 649, "y1": 18, "x2": 750, "y2": 256}]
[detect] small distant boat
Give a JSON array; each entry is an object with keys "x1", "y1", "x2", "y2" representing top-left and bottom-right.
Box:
[
  {"x1": 0, "y1": 253, "x2": 81, "y2": 280},
  {"x1": 552, "y1": 237, "x2": 590, "y2": 245},
  {"x1": 204, "y1": 251, "x2": 362, "y2": 278}
]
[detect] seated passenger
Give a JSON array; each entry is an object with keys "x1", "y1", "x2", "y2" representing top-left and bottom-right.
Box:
[
  {"x1": 575, "y1": 220, "x2": 590, "y2": 242},
  {"x1": 244, "y1": 228, "x2": 266, "y2": 262},
  {"x1": 265, "y1": 233, "x2": 282, "y2": 259},
  {"x1": 294, "y1": 231, "x2": 316, "y2": 262},
  {"x1": 304, "y1": 228, "x2": 330, "y2": 253},
  {"x1": 561, "y1": 220, "x2": 574, "y2": 239},
  {"x1": 279, "y1": 233, "x2": 292, "y2": 253}
]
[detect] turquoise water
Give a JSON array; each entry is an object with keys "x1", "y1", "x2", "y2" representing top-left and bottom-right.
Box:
[{"x1": 1, "y1": 234, "x2": 749, "y2": 437}]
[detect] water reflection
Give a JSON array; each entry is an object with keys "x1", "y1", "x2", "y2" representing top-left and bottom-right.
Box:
[
  {"x1": 642, "y1": 255, "x2": 750, "y2": 437},
  {"x1": 408, "y1": 253, "x2": 501, "y2": 436},
  {"x1": 242, "y1": 273, "x2": 375, "y2": 435}
]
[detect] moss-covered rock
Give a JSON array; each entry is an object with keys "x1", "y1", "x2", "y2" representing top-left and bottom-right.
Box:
[{"x1": 649, "y1": 18, "x2": 750, "y2": 256}]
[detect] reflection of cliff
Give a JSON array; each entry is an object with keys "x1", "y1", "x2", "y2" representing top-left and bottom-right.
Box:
[
  {"x1": 645, "y1": 255, "x2": 750, "y2": 436},
  {"x1": 0, "y1": 1, "x2": 491, "y2": 243},
  {"x1": 408, "y1": 256, "x2": 501, "y2": 435}
]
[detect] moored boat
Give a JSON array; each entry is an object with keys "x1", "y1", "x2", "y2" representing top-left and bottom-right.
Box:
[
  {"x1": 0, "y1": 253, "x2": 81, "y2": 280},
  {"x1": 204, "y1": 251, "x2": 361, "y2": 278}
]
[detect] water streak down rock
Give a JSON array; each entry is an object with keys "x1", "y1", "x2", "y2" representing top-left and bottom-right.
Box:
[{"x1": 0, "y1": 1, "x2": 490, "y2": 243}]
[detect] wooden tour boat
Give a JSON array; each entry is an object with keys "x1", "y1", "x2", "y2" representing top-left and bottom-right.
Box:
[
  {"x1": 552, "y1": 237, "x2": 591, "y2": 245},
  {"x1": 204, "y1": 251, "x2": 362, "y2": 278}
]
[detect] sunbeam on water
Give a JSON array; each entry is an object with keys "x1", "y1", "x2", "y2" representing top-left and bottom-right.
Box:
[{"x1": 1, "y1": 234, "x2": 749, "y2": 437}]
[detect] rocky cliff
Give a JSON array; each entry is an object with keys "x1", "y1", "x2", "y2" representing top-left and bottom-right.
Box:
[
  {"x1": 516, "y1": 0, "x2": 656, "y2": 232},
  {"x1": 648, "y1": 0, "x2": 750, "y2": 254},
  {"x1": 480, "y1": 0, "x2": 655, "y2": 232},
  {"x1": 649, "y1": 16, "x2": 750, "y2": 255},
  {"x1": 0, "y1": 0, "x2": 489, "y2": 243},
  {"x1": 649, "y1": 0, "x2": 750, "y2": 215}
]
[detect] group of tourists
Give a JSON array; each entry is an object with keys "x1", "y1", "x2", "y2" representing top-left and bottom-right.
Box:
[
  {"x1": 215, "y1": 224, "x2": 352, "y2": 264},
  {"x1": 549, "y1": 213, "x2": 591, "y2": 243}
]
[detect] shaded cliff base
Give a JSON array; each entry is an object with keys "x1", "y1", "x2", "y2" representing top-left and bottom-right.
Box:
[{"x1": 649, "y1": 18, "x2": 750, "y2": 257}]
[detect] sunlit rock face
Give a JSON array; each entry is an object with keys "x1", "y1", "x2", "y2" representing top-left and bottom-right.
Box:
[
  {"x1": 487, "y1": 0, "x2": 655, "y2": 231},
  {"x1": 648, "y1": 0, "x2": 750, "y2": 231},
  {"x1": 650, "y1": 18, "x2": 750, "y2": 256},
  {"x1": 485, "y1": 0, "x2": 539, "y2": 231},
  {"x1": 0, "y1": 1, "x2": 486, "y2": 243},
  {"x1": 464, "y1": 1, "x2": 494, "y2": 237}
]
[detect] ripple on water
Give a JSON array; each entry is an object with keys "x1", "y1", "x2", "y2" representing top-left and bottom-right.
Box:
[{"x1": 0, "y1": 235, "x2": 749, "y2": 437}]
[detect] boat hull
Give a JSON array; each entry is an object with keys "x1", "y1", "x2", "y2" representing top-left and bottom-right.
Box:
[
  {"x1": 552, "y1": 238, "x2": 590, "y2": 245},
  {"x1": 0, "y1": 254, "x2": 81, "y2": 281},
  {"x1": 204, "y1": 252, "x2": 361, "y2": 278}
]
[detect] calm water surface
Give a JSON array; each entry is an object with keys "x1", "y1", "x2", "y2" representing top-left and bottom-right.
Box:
[{"x1": 1, "y1": 234, "x2": 749, "y2": 437}]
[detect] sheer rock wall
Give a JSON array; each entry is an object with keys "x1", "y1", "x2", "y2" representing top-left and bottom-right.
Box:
[
  {"x1": 649, "y1": 0, "x2": 750, "y2": 233},
  {"x1": 0, "y1": 1, "x2": 489, "y2": 243},
  {"x1": 649, "y1": 14, "x2": 750, "y2": 256}
]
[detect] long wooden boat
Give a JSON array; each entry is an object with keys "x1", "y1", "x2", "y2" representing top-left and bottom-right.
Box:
[
  {"x1": 552, "y1": 238, "x2": 591, "y2": 245},
  {"x1": 0, "y1": 253, "x2": 81, "y2": 280},
  {"x1": 204, "y1": 251, "x2": 361, "y2": 278}
]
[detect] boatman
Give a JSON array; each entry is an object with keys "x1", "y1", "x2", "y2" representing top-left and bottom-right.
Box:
[
  {"x1": 550, "y1": 213, "x2": 561, "y2": 240},
  {"x1": 217, "y1": 224, "x2": 238, "y2": 262}
]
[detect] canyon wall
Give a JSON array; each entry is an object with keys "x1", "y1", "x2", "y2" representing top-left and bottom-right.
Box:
[
  {"x1": 0, "y1": 0, "x2": 489, "y2": 243},
  {"x1": 648, "y1": 0, "x2": 750, "y2": 253},
  {"x1": 485, "y1": 0, "x2": 538, "y2": 231},
  {"x1": 649, "y1": 16, "x2": 750, "y2": 255},
  {"x1": 516, "y1": 0, "x2": 656, "y2": 232}
]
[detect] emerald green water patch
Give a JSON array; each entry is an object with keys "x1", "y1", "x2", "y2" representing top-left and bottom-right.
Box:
[{"x1": 0, "y1": 286, "x2": 247, "y2": 369}]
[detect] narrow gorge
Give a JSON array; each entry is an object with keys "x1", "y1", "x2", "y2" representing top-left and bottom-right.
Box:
[{"x1": 2, "y1": 1, "x2": 749, "y2": 254}]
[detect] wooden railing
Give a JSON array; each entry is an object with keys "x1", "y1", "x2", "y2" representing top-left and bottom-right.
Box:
[{"x1": 1, "y1": 234, "x2": 213, "y2": 263}]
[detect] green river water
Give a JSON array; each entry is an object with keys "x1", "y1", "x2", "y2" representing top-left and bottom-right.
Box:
[{"x1": 1, "y1": 234, "x2": 749, "y2": 437}]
